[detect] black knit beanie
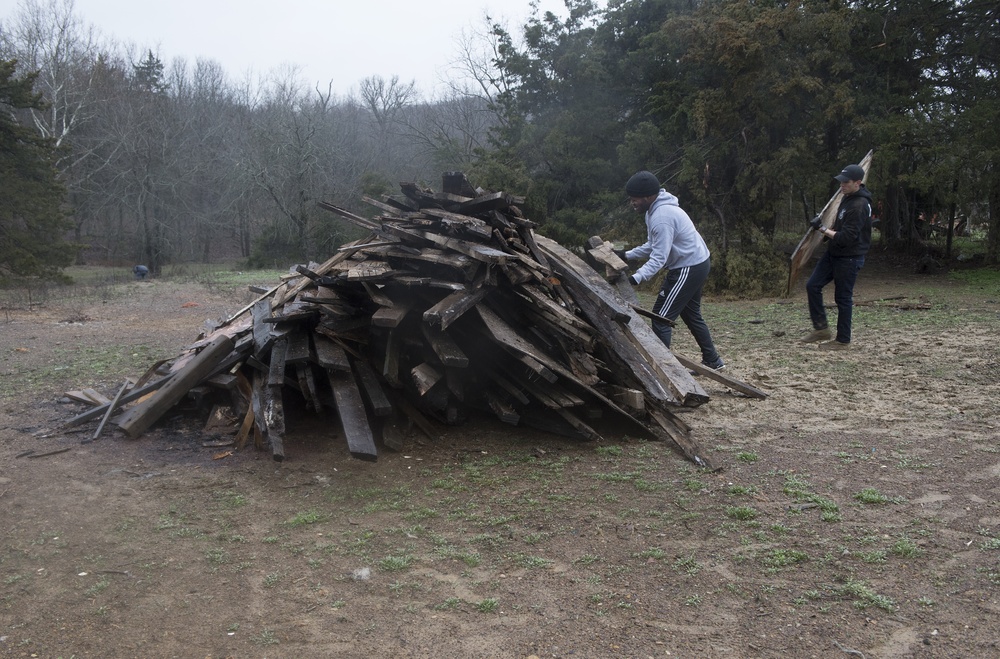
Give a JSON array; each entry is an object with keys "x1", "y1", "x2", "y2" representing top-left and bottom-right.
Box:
[{"x1": 625, "y1": 171, "x2": 660, "y2": 197}]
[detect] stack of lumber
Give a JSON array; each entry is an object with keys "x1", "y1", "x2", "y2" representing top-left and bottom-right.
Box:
[{"x1": 65, "y1": 173, "x2": 719, "y2": 468}]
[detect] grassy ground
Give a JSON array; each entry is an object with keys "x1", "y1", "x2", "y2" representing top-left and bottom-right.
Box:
[{"x1": 1, "y1": 260, "x2": 999, "y2": 657}]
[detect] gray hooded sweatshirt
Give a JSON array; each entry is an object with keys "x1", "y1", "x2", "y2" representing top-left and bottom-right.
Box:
[{"x1": 624, "y1": 189, "x2": 710, "y2": 284}]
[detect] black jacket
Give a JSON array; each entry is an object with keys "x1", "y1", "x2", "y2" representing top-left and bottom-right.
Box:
[{"x1": 828, "y1": 185, "x2": 872, "y2": 257}]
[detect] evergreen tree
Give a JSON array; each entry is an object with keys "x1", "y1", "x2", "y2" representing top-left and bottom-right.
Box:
[{"x1": 0, "y1": 59, "x2": 76, "y2": 283}]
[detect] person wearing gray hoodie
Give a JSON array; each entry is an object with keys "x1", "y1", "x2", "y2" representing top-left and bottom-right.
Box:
[{"x1": 618, "y1": 170, "x2": 724, "y2": 370}]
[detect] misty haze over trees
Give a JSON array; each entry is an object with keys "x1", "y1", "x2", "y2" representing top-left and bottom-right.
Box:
[{"x1": 1, "y1": 0, "x2": 998, "y2": 293}]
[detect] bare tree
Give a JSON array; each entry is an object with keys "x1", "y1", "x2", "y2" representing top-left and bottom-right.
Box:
[
  {"x1": 443, "y1": 16, "x2": 515, "y2": 109},
  {"x1": 400, "y1": 93, "x2": 496, "y2": 172},
  {"x1": 0, "y1": 0, "x2": 102, "y2": 156},
  {"x1": 359, "y1": 74, "x2": 416, "y2": 133}
]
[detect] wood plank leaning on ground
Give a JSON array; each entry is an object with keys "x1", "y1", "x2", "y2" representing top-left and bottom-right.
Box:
[{"x1": 116, "y1": 335, "x2": 235, "y2": 439}]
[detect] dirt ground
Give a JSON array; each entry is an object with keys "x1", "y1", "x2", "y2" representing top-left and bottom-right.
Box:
[{"x1": 1, "y1": 259, "x2": 999, "y2": 659}]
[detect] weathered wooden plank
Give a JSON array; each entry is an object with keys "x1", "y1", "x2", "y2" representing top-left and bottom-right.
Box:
[
  {"x1": 362, "y1": 282, "x2": 395, "y2": 308},
  {"x1": 327, "y1": 369, "x2": 378, "y2": 461},
  {"x1": 81, "y1": 388, "x2": 111, "y2": 405},
  {"x1": 442, "y1": 171, "x2": 479, "y2": 197},
  {"x1": 204, "y1": 373, "x2": 238, "y2": 390},
  {"x1": 647, "y1": 406, "x2": 713, "y2": 470},
  {"x1": 384, "y1": 224, "x2": 508, "y2": 265},
  {"x1": 371, "y1": 301, "x2": 412, "y2": 328},
  {"x1": 628, "y1": 303, "x2": 675, "y2": 327},
  {"x1": 501, "y1": 261, "x2": 533, "y2": 284},
  {"x1": 251, "y1": 369, "x2": 284, "y2": 460},
  {"x1": 515, "y1": 353, "x2": 558, "y2": 383},
  {"x1": 361, "y1": 194, "x2": 407, "y2": 217},
  {"x1": 87, "y1": 379, "x2": 131, "y2": 443},
  {"x1": 392, "y1": 276, "x2": 466, "y2": 291},
  {"x1": 517, "y1": 285, "x2": 595, "y2": 339},
  {"x1": 353, "y1": 359, "x2": 393, "y2": 417},
  {"x1": 264, "y1": 383, "x2": 285, "y2": 460},
  {"x1": 267, "y1": 338, "x2": 288, "y2": 387},
  {"x1": 489, "y1": 372, "x2": 530, "y2": 405},
  {"x1": 389, "y1": 391, "x2": 438, "y2": 440},
  {"x1": 347, "y1": 260, "x2": 396, "y2": 281},
  {"x1": 606, "y1": 385, "x2": 645, "y2": 412},
  {"x1": 313, "y1": 334, "x2": 351, "y2": 373},
  {"x1": 534, "y1": 234, "x2": 705, "y2": 406},
  {"x1": 518, "y1": 375, "x2": 565, "y2": 410},
  {"x1": 382, "y1": 329, "x2": 401, "y2": 387},
  {"x1": 65, "y1": 389, "x2": 110, "y2": 406},
  {"x1": 619, "y1": 306, "x2": 710, "y2": 407},
  {"x1": 273, "y1": 234, "x2": 378, "y2": 306},
  {"x1": 554, "y1": 408, "x2": 602, "y2": 441},
  {"x1": 586, "y1": 235, "x2": 629, "y2": 278},
  {"x1": 411, "y1": 362, "x2": 443, "y2": 396},
  {"x1": 457, "y1": 191, "x2": 518, "y2": 215},
  {"x1": 285, "y1": 329, "x2": 312, "y2": 364},
  {"x1": 383, "y1": 247, "x2": 474, "y2": 272},
  {"x1": 420, "y1": 323, "x2": 469, "y2": 367},
  {"x1": 444, "y1": 367, "x2": 465, "y2": 402},
  {"x1": 419, "y1": 207, "x2": 493, "y2": 239},
  {"x1": 673, "y1": 353, "x2": 769, "y2": 399},
  {"x1": 475, "y1": 305, "x2": 566, "y2": 384},
  {"x1": 485, "y1": 389, "x2": 519, "y2": 425},
  {"x1": 379, "y1": 414, "x2": 409, "y2": 451},
  {"x1": 316, "y1": 200, "x2": 381, "y2": 231},
  {"x1": 295, "y1": 363, "x2": 320, "y2": 412},
  {"x1": 262, "y1": 298, "x2": 317, "y2": 323},
  {"x1": 63, "y1": 377, "x2": 170, "y2": 428},
  {"x1": 117, "y1": 335, "x2": 234, "y2": 439},
  {"x1": 422, "y1": 287, "x2": 488, "y2": 330},
  {"x1": 252, "y1": 298, "x2": 277, "y2": 357},
  {"x1": 474, "y1": 304, "x2": 652, "y2": 434}
]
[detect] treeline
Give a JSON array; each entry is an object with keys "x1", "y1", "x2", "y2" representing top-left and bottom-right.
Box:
[
  {"x1": 2, "y1": 0, "x2": 998, "y2": 292},
  {"x1": 474, "y1": 0, "x2": 1000, "y2": 293},
  {"x1": 0, "y1": 0, "x2": 499, "y2": 278}
]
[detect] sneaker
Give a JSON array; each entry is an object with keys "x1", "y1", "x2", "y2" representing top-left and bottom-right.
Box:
[
  {"x1": 818, "y1": 340, "x2": 849, "y2": 351},
  {"x1": 701, "y1": 359, "x2": 725, "y2": 371},
  {"x1": 801, "y1": 327, "x2": 832, "y2": 343}
]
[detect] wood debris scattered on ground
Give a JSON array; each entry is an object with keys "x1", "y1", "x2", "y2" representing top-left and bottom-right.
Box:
[{"x1": 65, "y1": 173, "x2": 767, "y2": 469}]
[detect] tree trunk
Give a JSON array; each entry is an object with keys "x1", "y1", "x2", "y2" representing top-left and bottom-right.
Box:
[{"x1": 988, "y1": 164, "x2": 1000, "y2": 265}]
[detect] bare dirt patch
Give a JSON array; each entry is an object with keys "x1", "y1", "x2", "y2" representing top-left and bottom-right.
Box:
[{"x1": 1, "y1": 262, "x2": 999, "y2": 658}]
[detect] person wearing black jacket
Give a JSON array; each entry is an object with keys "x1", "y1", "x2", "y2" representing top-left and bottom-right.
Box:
[{"x1": 801, "y1": 163, "x2": 873, "y2": 350}]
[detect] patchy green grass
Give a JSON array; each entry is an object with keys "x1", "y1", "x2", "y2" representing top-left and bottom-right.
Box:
[
  {"x1": 285, "y1": 511, "x2": 327, "y2": 527},
  {"x1": 853, "y1": 488, "x2": 903, "y2": 505}
]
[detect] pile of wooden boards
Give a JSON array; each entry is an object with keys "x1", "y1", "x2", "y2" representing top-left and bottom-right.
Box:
[{"x1": 65, "y1": 173, "x2": 726, "y2": 468}]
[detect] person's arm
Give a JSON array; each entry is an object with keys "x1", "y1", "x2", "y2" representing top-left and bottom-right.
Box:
[
  {"x1": 632, "y1": 217, "x2": 673, "y2": 283},
  {"x1": 829, "y1": 197, "x2": 869, "y2": 246}
]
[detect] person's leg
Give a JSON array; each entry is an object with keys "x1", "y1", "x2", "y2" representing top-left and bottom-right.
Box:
[
  {"x1": 676, "y1": 260, "x2": 721, "y2": 365},
  {"x1": 831, "y1": 255, "x2": 865, "y2": 343},
  {"x1": 650, "y1": 267, "x2": 684, "y2": 347},
  {"x1": 805, "y1": 252, "x2": 834, "y2": 330},
  {"x1": 652, "y1": 261, "x2": 721, "y2": 364}
]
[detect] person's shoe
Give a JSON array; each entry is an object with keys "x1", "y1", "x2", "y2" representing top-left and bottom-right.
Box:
[
  {"x1": 701, "y1": 358, "x2": 725, "y2": 371},
  {"x1": 818, "y1": 340, "x2": 849, "y2": 351},
  {"x1": 801, "y1": 327, "x2": 832, "y2": 343}
]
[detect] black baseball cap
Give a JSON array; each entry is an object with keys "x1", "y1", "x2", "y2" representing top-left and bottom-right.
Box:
[{"x1": 834, "y1": 164, "x2": 865, "y2": 183}]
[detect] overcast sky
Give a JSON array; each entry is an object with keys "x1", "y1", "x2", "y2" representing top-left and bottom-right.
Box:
[{"x1": 59, "y1": 0, "x2": 570, "y2": 97}]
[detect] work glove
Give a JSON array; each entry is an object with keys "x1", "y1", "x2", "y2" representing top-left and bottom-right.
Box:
[
  {"x1": 628, "y1": 274, "x2": 639, "y2": 286},
  {"x1": 613, "y1": 248, "x2": 629, "y2": 262},
  {"x1": 809, "y1": 215, "x2": 824, "y2": 231}
]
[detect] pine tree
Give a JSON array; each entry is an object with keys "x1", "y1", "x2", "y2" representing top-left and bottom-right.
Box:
[{"x1": 0, "y1": 59, "x2": 76, "y2": 284}]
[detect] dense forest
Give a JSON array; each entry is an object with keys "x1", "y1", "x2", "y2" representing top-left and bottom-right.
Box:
[{"x1": 1, "y1": 0, "x2": 998, "y2": 294}]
